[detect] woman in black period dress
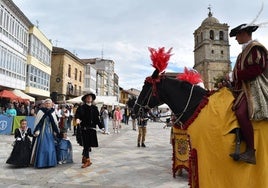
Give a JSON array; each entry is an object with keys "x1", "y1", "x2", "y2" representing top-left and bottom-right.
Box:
[{"x1": 6, "y1": 119, "x2": 33, "y2": 167}]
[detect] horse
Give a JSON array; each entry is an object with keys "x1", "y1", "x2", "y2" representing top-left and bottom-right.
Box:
[{"x1": 133, "y1": 69, "x2": 268, "y2": 188}]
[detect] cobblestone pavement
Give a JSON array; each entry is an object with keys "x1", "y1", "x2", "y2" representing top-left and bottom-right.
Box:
[{"x1": 0, "y1": 120, "x2": 189, "y2": 188}]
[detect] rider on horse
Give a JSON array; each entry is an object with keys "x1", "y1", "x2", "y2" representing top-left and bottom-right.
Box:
[{"x1": 228, "y1": 22, "x2": 268, "y2": 164}]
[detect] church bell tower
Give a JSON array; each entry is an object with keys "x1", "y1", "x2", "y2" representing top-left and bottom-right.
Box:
[{"x1": 193, "y1": 6, "x2": 231, "y2": 90}]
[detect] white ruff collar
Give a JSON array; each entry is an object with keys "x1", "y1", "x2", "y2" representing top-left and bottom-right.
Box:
[{"x1": 242, "y1": 39, "x2": 258, "y2": 50}]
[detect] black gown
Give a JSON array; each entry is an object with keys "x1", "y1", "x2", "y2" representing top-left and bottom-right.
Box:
[{"x1": 6, "y1": 128, "x2": 33, "y2": 167}]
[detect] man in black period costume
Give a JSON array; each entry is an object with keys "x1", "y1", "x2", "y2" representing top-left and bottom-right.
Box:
[
  {"x1": 75, "y1": 93, "x2": 104, "y2": 168},
  {"x1": 228, "y1": 18, "x2": 268, "y2": 164}
]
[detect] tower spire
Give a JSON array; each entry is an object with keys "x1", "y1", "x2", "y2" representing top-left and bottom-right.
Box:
[{"x1": 208, "y1": 4, "x2": 212, "y2": 17}]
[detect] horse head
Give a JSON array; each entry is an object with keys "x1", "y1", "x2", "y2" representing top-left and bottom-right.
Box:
[
  {"x1": 133, "y1": 47, "x2": 208, "y2": 125},
  {"x1": 133, "y1": 47, "x2": 173, "y2": 118},
  {"x1": 134, "y1": 69, "x2": 207, "y2": 124},
  {"x1": 133, "y1": 69, "x2": 164, "y2": 118}
]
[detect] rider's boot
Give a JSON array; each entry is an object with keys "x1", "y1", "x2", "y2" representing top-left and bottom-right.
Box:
[{"x1": 238, "y1": 148, "x2": 256, "y2": 165}]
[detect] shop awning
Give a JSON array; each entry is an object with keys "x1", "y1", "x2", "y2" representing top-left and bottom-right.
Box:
[
  {"x1": 12, "y1": 90, "x2": 35, "y2": 102},
  {"x1": 67, "y1": 95, "x2": 118, "y2": 105},
  {"x1": 0, "y1": 90, "x2": 20, "y2": 100}
]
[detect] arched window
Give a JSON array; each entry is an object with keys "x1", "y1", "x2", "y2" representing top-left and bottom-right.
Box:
[
  {"x1": 210, "y1": 30, "x2": 214, "y2": 40},
  {"x1": 219, "y1": 31, "x2": 224, "y2": 40}
]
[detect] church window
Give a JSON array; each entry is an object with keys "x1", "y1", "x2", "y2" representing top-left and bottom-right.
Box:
[
  {"x1": 211, "y1": 50, "x2": 214, "y2": 54},
  {"x1": 219, "y1": 31, "x2": 224, "y2": 40},
  {"x1": 210, "y1": 30, "x2": 214, "y2": 40}
]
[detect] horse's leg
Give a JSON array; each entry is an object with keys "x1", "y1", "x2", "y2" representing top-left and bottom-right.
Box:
[{"x1": 229, "y1": 128, "x2": 241, "y2": 161}]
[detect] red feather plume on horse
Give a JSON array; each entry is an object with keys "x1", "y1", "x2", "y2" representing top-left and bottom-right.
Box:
[
  {"x1": 177, "y1": 67, "x2": 203, "y2": 85},
  {"x1": 148, "y1": 47, "x2": 173, "y2": 73}
]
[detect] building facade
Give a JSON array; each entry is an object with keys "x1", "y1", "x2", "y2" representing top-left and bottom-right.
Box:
[
  {"x1": 82, "y1": 58, "x2": 117, "y2": 96},
  {"x1": 193, "y1": 9, "x2": 231, "y2": 90},
  {"x1": 119, "y1": 88, "x2": 139, "y2": 105},
  {"x1": 51, "y1": 47, "x2": 84, "y2": 102},
  {"x1": 0, "y1": 0, "x2": 31, "y2": 91},
  {"x1": 96, "y1": 69, "x2": 108, "y2": 96},
  {"x1": 114, "y1": 73, "x2": 119, "y2": 98},
  {"x1": 84, "y1": 62, "x2": 97, "y2": 94},
  {"x1": 26, "y1": 26, "x2": 52, "y2": 99},
  {"x1": 92, "y1": 58, "x2": 115, "y2": 96}
]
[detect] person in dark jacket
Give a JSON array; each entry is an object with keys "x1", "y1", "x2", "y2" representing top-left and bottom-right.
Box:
[
  {"x1": 137, "y1": 113, "x2": 150, "y2": 147},
  {"x1": 75, "y1": 93, "x2": 104, "y2": 168}
]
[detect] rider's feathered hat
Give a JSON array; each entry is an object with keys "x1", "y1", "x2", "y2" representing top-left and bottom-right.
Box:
[
  {"x1": 229, "y1": 24, "x2": 259, "y2": 37},
  {"x1": 230, "y1": 3, "x2": 268, "y2": 37}
]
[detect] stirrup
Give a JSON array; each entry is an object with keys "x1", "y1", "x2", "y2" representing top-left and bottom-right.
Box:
[
  {"x1": 238, "y1": 149, "x2": 256, "y2": 165},
  {"x1": 229, "y1": 153, "x2": 240, "y2": 161}
]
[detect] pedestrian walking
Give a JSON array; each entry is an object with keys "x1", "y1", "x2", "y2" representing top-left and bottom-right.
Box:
[
  {"x1": 75, "y1": 93, "x2": 104, "y2": 168},
  {"x1": 137, "y1": 113, "x2": 149, "y2": 147},
  {"x1": 113, "y1": 106, "x2": 122, "y2": 133},
  {"x1": 30, "y1": 98, "x2": 60, "y2": 168}
]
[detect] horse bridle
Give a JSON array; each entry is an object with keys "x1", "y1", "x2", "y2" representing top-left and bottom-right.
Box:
[
  {"x1": 136, "y1": 76, "x2": 195, "y2": 128},
  {"x1": 135, "y1": 86, "x2": 154, "y2": 117}
]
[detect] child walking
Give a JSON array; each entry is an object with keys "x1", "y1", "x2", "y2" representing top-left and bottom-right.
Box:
[{"x1": 56, "y1": 129, "x2": 73, "y2": 164}]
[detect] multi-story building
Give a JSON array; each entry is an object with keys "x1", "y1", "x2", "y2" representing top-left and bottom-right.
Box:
[
  {"x1": 51, "y1": 47, "x2": 84, "y2": 102},
  {"x1": 119, "y1": 87, "x2": 139, "y2": 105},
  {"x1": 96, "y1": 69, "x2": 108, "y2": 96},
  {"x1": 193, "y1": 8, "x2": 231, "y2": 90},
  {"x1": 82, "y1": 58, "x2": 116, "y2": 96},
  {"x1": 0, "y1": 0, "x2": 31, "y2": 91},
  {"x1": 0, "y1": 0, "x2": 52, "y2": 101},
  {"x1": 113, "y1": 73, "x2": 119, "y2": 98},
  {"x1": 84, "y1": 61, "x2": 97, "y2": 94},
  {"x1": 26, "y1": 26, "x2": 52, "y2": 100},
  {"x1": 95, "y1": 59, "x2": 115, "y2": 96}
]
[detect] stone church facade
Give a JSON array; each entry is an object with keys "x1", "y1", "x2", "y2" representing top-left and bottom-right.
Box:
[{"x1": 193, "y1": 9, "x2": 231, "y2": 90}]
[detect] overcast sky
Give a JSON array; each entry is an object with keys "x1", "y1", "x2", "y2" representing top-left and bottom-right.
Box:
[{"x1": 13, "y1": 0, "x2": 268, "y2": 90}]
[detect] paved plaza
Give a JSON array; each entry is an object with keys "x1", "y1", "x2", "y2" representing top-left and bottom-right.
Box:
[{"x1": 0, "y1": 120, "x2": 189, "y2": 188}]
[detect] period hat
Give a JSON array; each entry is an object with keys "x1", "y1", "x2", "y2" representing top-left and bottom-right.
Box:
[
  {"x1": 229, "y1": 24, "x2": 259, "y2": 37},
  {"x1": 81, "y1": 93, "x2": 96, "y2": 102}
]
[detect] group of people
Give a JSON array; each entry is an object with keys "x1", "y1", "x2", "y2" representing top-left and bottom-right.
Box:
[
  {"x1": 5, "y1": 94, "x2": 103, "y2": 169},
  {"x1": 5, "y1": 16, "x2": 267, "y2": 169},
  {"x1": 0, "y1": 100, "x2": 37, "y2": 117},
  {"x1": 6, "y1": 99, "x2": 73, "y2": 168},
  {"x1": 5, "y1": 92, "x2": 152, "y2": 168}
]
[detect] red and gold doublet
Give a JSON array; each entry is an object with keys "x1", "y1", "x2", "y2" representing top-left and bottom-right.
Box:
[{"x1": 233, "y1": 41, "x2": 268, "y2": 120}]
